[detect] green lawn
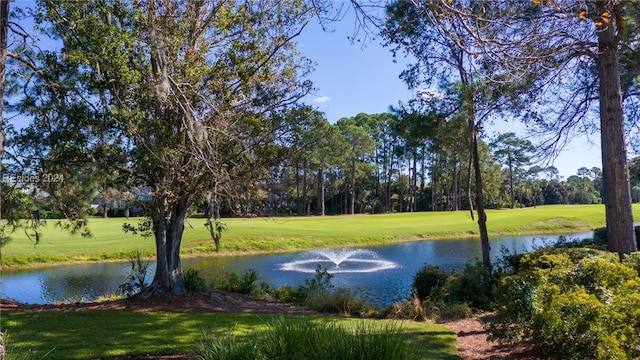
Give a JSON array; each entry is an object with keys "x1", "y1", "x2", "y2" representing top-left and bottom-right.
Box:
[
  {"x1": 3, "y1": 204, "x2": 638, "y2": 267},
  {"x1": 1, "y1": 312, "x2": 461, "y2": 360}
]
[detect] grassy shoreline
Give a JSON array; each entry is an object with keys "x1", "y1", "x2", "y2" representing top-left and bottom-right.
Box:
[{"x1": 3, "y1": 204, "x2": 638, "y2": 270}]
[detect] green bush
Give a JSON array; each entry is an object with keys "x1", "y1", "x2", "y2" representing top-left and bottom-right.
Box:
[
  {"x1": 593, "y1": 227, "x2": 608, "y2": 244},
  {"x1": 299, "y1": 265, "x2": 334, "y2": 293},
  {"x1": 184, "y1": 268, "x2": 207, "y2": 293},
  {"x1": 107, "y1": 208, "x2": 127, "y2": 218},
  {"x1": 409, "y1": 261, "x2": 491, "y2": 319},
  {"x1": 195, "y1": 316, "x2": 410, "y2": 360},
  {"x1": 412, "y1": 265, "x2": 448, "y2": 302},
  {"x1": 488, "y1": 248, "x2": 640, "y2": 359},
  {"x1": 301, "y1": 288, "x2": 374, "y2": 316},
  {"x1": 447, "y1": 261, "x2": 492, "y2": 309},
  {"x1": 269, "y1": 285, "x2": 303, "y2": 304},
  {"x1": 211, "y1": 269, "x2": 262, "y2": 297},
  {"x1": 438, "y1": 302, "x2": 473, "y2": 320},
  {"x1": 622, "y1": 252, "x2": 640, "y2": 276}
]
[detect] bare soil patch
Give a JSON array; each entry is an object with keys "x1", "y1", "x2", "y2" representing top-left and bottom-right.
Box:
[{"x1": 439, "y1": 314, "x2": 548, "y2": 360}]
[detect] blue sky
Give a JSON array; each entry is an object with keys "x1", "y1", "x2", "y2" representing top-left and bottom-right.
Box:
[{"x1": 295, "y1": 9, "x2": 604, "y2": 179}]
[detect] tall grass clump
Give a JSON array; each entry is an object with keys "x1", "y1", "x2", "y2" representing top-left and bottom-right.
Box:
[
  {"x1": 116, "y1": 250, "x2": 150, "y2": 297},
  {"x1": 195, "y1": 316, "x2": 411, "y2": 360},
  {"x1": 2, "y1": 332, "x2": 45, "y2": 360},
  {"x1": 195, "y1": 330, "x2": 263, "y2": 360}
]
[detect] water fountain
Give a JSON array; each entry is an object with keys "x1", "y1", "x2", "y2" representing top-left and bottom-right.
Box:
[{"x1": 279, "y1": 248, "x2": 398, "y2": 274}]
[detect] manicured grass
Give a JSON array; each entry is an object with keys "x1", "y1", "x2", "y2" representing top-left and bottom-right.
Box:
[
  {"x1": 1, "y1": 312, "x2": 460, "y2": 360},
  {"x1": 3, "y1": 204, "x2": 639, "y2": 267}
]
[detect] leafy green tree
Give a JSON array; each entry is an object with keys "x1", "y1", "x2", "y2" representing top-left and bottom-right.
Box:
[
  {"x1": 14, "y1": 0, "x2": 316, "y2": 295},
  {"x1": 577, "y1": 167, "x2": 591, "y2": 178},
  {"x1": 428, "y1": 0, "x2": 638, "y2": 256},
  {"x1": 336, "y1": 117, "x2": 374, "y2": 214},
  {"x1": 490, "y1": 132, "x2": 535, "y2": 209},
  {"x1": 349, "y1": 113, "x2": 400, "y2": 213},
  {"x1": 382, "y1": 1, "x2": 525, "y2": 271},
  {"x1": 567, "y1": 175, "x2": 601, "y2": 204}
]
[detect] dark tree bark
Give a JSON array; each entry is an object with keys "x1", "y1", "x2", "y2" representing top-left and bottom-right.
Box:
[
  {"x1": 316, "y1": 166, "x2": 325, "y2": 216},
  {"x1": 0, "y1": 0, "x2": 10, "y2": 356},
  {"x1": 411, "y1": 150, "x2": 417, "y2": 212},
  {"x1": 350, "y1": 157, "x2": 356, "y2": 214},
  {"x1": 596, "y1": 1, "x2": 636, "y2": 256},
  {"x1": 451, "y1": 158, "x2": 459, "y2": 211},
  {"x1": 295, "y1": 163, "x2": 302, "y2": 216},
  {"x1": 148, "y1": 194, "x2": 187, "y2": 295},
  {"x1": 507, "y1": 153, "x2": 515, "y2": 209},
  {"x1": 302, "y1": 161, "x2": 308, "y2": 216},
  {"x1": 472, "y1": 125, "x2": 491, "y2": 272}
]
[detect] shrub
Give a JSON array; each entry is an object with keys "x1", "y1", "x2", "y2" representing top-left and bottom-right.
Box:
[
  {"x1": 43, "y1": 210, "x2": 65, "y2": 219},
  {"x1": 593, "y1": 227, "x2": 608, "y2": 244},
  {"x1": 211, "y1": 269, "x2": 262, "y2": 297},
  {"x1": 488, "y1": 248, "x2": 640, "y2": 359},
  {"x1": 184, "y1": 268, "x2": 207, "y2": 293},
  {"x1": 438, "y1": 302, "x2": 473, "y2": 320},
  {"x1": 410, "y1": 261, "x2": 491, "y2": 318},
  {"x1": 269, "y1": 285, "x2": 303, "y2": 304},
  {"x1": 412, "y1": 265, "x2": 448, "y2": 302},
  {"x1": 447, "y1": 261, "x2": 492, "y2": 309},
  {"x1": 299, "y1": 265, "x2": 334, "y2": 293},
  {"x1": 622, "y1": 252, "x2": 640, "y2": 276},
  {"x1": 107, "y1": 208, "x2": 127, "y2": 218},
  {"x1": 301, "y1": 288, "x2": 374, "y2": 316}
]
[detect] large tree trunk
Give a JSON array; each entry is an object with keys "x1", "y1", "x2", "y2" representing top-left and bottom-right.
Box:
[
  {"x1": 411, "y1": 150, "x2": 417, "y2": 212},
  {"x1": 471, "y1": 126, "x2": 491, "y2": 272},
  {"x1": 350, "y1": 157, "x2": 356, "y2": 214},
  {"x1": 508, "y1": 154, "x2": 515, "y2": 209},
  {"x1": 596, "y1": 2, "x2": 636, "y2": 256},
  {"x1": 148, "y1": 195, "x2": 187, "y2": 295},
  {"x1": 386, "y1": 146, "x2": 394, "y2": 212},
  {"x1": 102, "y1": 191, "x2": 109, "y2": 218},
  {"x1": 317, "y1": 165, "x2": 325, "y2": 216},
  {"x1": 1, "y1": 1, "x2": 9, "y2": 358},
  {"x1": 452, "y1": 159, "x2": 459, "y2": 211},
  {"x1": 295, "y1": 163, "x2": 302, "y2": 216},
  {"x1": 302, "y1": 161, "x2": 308, "y2": 216}
]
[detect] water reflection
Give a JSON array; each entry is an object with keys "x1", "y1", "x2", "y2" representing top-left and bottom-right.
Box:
[{"x1": 2, "y1": 232, "x2": 591, "y2": 307}]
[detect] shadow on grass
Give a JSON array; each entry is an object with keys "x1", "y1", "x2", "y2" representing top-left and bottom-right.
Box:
[
  {"x1": 403, "y1": 329, "x2": 463, "y2": 360},
  {"x1": 3, "y1": 312, "x2": 460, "y2": 360}
]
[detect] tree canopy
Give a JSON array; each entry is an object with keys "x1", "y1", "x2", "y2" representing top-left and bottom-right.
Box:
[{"x1": 7, "y1": 0, "x2": 317, "y2": 294}]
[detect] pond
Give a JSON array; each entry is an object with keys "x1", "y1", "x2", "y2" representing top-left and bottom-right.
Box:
[{"x1": 2, "y1": 232, "x2": 591, "y2": 308}]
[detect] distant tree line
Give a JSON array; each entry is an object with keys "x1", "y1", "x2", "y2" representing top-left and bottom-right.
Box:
[{"x1": 200, "y1": 108, "x2": 623, "y2": 217}]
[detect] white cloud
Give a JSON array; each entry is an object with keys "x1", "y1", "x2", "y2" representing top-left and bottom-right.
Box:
[{"x1": 313, "y1": 95, "x2": 331, "y2": 104}]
